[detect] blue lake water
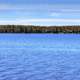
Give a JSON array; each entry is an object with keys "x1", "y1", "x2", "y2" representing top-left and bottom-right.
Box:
[{"x1": 0, "y1": 34, "x2": 80, "y2": 80}]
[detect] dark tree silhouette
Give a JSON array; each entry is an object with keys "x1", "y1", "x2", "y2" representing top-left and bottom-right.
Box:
[{"x1": 0, "y1": 25, "x2": 79, "y2": 33}]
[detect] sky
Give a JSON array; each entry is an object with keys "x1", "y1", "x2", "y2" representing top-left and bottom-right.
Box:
[{"x1": 0, "y1": 0, "x2": 80, "y2": 25}]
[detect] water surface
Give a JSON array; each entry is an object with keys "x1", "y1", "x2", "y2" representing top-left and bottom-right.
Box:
[{"x1": 0, "y1": 34, "x2": 80, "y2": 80}]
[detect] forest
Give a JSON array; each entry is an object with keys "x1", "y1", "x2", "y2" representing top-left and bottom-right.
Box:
[{"x1": 0, "y1": 25, "x2": 80, "y2": 33}]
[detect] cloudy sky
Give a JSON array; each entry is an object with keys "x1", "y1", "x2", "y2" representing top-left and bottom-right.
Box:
[{"x1": 0, "y1": 0, "x2": 80, "y2": 25}]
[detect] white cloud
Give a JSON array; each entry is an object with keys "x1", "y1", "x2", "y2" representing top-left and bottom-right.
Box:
[
  {"x1": 50, "y1": 13, "x2": 61, "y2": 16},
  {"x1": 0, "y1": 19, "x2": 80, "y2": 25},
  {"x1": 18, "y1": 19, "x2": 80, "y2": 22}
]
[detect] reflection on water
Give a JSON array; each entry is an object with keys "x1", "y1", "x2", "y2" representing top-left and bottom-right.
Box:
[{"x1": 0, "y1": 34, "x2": 80, "y2": 80}]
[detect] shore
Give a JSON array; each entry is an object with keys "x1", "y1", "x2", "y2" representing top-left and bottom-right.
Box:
[{"x1": 0, "y1": 25, "x2": 80, "y2": 33}]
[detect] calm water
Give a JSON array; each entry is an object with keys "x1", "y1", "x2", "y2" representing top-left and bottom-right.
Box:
[{"x1": 0, "y1": 34, "x2": 80, "y2": 80}]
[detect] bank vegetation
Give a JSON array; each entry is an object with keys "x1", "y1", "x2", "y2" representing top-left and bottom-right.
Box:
[{"x1": 0, "y1": 25, "x2": 80, "y2": 33}]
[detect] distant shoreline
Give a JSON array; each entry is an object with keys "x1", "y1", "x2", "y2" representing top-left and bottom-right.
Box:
[{"x1": 0, "y1": 25, "x2": 80, "y2": 33}]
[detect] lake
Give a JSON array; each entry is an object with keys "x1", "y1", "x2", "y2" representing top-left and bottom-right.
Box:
[{"x1": 0, "y1": 34, "x2": 80, "y2": 80}]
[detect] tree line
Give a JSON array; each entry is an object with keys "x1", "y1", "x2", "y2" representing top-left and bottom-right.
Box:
[{"x1": 0, "y1": 25, "x2": 80, "y2": 33}]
